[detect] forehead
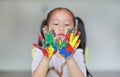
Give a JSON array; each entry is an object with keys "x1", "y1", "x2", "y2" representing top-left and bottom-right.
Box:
[
  {"x1": 49, "y1": 9, "x2": 73, "y2": 20},
  {"x1": 50, "y1": 9, "x2": 73, "y2": 15}
]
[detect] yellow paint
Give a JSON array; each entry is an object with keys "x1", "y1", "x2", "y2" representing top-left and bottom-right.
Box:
[
  {"x1": 74, "y1": 41, "x2": 80, "y2": 48},
  {"x1": 85, "y1": 47, "x2": 89, "y2": 67},
  {"x1": 31, "y1": 47, "x2": 36, "y2": 60},
  {"x1": 46, "y1": 45, "x2": 54, "y2": 57}
]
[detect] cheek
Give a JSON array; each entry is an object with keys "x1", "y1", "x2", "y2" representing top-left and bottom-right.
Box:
[
  {"x1": 52, "y1": 28, "x2": 58, "y2": 36},
  {"x1": 65, "y1": 26, "x2": 74, "y2": 32},
  {"x1": 55, "y1": 30, "x2": 59, "y2": 35}
]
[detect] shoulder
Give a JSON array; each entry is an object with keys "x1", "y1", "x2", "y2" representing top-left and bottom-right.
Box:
[
  {"x1": 73, "y1": 48, "x2": 84, "y2": 62},
  {"x1": 74, "y1": 48, "x2": 84, "y2": 56},
  {"x1": 31, "y1": 47, "x2": 43, "y2": 59},
  {"x1": 32, "y1": 47, "x2": 43, "y2": 73},
  {"x1": 73, "y1": 48, "x2": 87, "y2": 77},
  {"x1": 76, "y1": 48, "x2": 84, "y2": 53}
]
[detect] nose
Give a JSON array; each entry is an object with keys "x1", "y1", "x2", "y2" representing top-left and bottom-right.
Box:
[{"x1": 59, "y1": 25, "x2": 64, "y2": 32}]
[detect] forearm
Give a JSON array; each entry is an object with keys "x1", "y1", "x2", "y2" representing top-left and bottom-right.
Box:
[
  {"x1": 66, "y1": 57, "x2": 85, "y2": 77},
  {"x1": 32, "y1": 56, "x2": 50, "y2": 77}
]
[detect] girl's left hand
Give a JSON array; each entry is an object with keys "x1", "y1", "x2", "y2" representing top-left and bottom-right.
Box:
[{"x1": 59, "y1": 29, "x2": 81, "y2": 58}]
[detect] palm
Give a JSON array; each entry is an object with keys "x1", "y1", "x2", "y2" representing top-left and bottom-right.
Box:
[
  {"x1": 33, "y1": 29, "x2": 57, "y2": 57},
  {"x1": 59, "y1": 29, "x2": 81, "y2": 58}
]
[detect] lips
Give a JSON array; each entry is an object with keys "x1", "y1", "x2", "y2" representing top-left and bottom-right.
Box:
[
  {"x1": 54, "y1": 33, "x2": 66, "y2": 41},
  {"x1": 55, "y1": 33, "x2": 65, "y2": 40},
  {"x1": 57, "y1": 33, "x2": 65, "y2": 36}
]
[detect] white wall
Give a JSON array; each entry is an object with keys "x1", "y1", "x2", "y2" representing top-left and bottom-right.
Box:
[{"x1": 0, "y1": 0, "x2": 120, "y2": 71}]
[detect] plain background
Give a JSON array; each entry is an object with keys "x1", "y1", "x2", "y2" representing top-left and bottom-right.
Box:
[{"x1": 0, "y1": 0, "x2": 120, "y2": 77}]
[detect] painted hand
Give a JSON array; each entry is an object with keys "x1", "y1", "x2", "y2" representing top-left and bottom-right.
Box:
[
  {"x1": 33, "y1": 29, "x2": 57, "y2": 57},
  {"x1": 59, "y1": 29, "x2": 81, "y2": 58}
]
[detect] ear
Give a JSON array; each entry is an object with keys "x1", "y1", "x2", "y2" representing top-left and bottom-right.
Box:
[{"x1": 42, "y1": 25, "x2": 48, "y2": 36}]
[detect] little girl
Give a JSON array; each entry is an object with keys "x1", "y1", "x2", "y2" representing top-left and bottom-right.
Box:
[{"x1": 32, "y1": 7, "x2": 92, "y2": 77}]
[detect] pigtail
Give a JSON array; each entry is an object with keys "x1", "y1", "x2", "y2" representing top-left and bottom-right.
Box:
[
  {"x1": 75, "y1": 17, "x2": 93, "y2": 77},
  {"x1": 75, "y1": 17, "x2": 86, "y2": 52}
]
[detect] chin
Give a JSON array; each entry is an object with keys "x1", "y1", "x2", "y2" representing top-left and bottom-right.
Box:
[{"x1": 61, "y1": 37, "x2": 65, "y2": 41}]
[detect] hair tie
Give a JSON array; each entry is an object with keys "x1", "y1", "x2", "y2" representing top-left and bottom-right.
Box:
[
  {"x1": 74, "y1": 16, "x2": 76, "y2": 19},
  {"x1": 74, "y1": 16, "x2": 78, "y2": 28}
]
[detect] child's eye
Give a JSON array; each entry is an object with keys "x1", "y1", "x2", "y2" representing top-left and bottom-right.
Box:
[
  {"x1": 53, "y1": 24, "x2": 58, "y2": 26},
  {"x1": 65, "y1": 24, "x2": 69, "y2": 26}
]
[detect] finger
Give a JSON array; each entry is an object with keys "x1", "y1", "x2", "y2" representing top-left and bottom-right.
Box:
[
  {"x1": 42, "y1": 28, "x2": 46, "y2": 37},
  {"x1": 41, "y1": 48, "x2": 48, "y2": 57},
  {"x1": 49, "y1": 30, "x2": 53, "y2": 44},
  {"x1": 52, "y1": 29, "x2": 56, "y2": 41},
  {"x1": 44, "y1": 29, "x2": 54, "y2": 46},
  {"x1": 70, "y1": 31, "x2": 74, "y2": 42},
  {"x1": 72, "y1": 31, "x2": 81, "y2": 46},
  {"x1": 68, "y1": 29, "x2": 72, "y2": 33},
  {"x1": 73, "y1": 28, "x2": 77, "y2": 36},
  {"x1": 64, "y1": 33, "x2": 70, "y2": 42},
  {"x1": 33, "y1": 43, "x2": 49, "y2": 57},
  {"x1": 74, "y1": 39, "x2": 81, "y2": 49},
  {"x1": 60, "y1": 41, "x2": 67, "y2": 48},
  {"x1": 58, "y1": 40, "x2": 62, "y2": 46},
  {"x1": 52, "y1": 42, "x2": 58, "y2": 52},
  {"x1": 42, "y1": 26, "x2": 48, "y2": 37},
  {"x1": 70, "y1": 31, "x2": 75, "y2": 47},
  {"x1": 38, "y1": 32, "x2": 44, "y2": 45},
  {"x1": 45, "y1": 33, "x2": 50, "y2": 45},
  {"x1": 44, "y1": 26, "x2": 49, "y2": 32},
  {"x1": 32, "y1": 42, "x2": 42, "y2": 50},
  {"x1": 64, "y1": 29, "x2": 72, "y2": 41},
  {"x1": 33, "y1": 42, "x2": 48, "y2": 57}
]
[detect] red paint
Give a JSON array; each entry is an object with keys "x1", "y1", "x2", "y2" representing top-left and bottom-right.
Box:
[
  {"x1": 65, "y1": 45, "x2": 74, "y2": 53},
  {"x1": 32, "y1": 43, "x2": 48, "y2": 57},
  {"x1": 38, "y1": 32, "x2": 44, "y2": 41},
  {"x1": 52, "y1": 29, "x2": 56, "y2": 37},
  {"x1": 65, "y1": 33, "x2": 70, "y2": 41},
  {"x1": 77, "y1": 31, "x2": 81, "y2": 36}
]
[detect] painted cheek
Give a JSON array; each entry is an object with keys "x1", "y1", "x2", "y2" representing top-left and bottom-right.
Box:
[
  {"x1": 52, "y1": 29, "x2": 56, "y2": 36},
  {"x1": 52, "y1": 29, "x2": 58, "y2": 36},
  {"x1": 65, "y1": 28, "x2": 71, "y2": 34}
]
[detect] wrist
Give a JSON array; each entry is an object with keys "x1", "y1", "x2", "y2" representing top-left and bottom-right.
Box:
[
  {"x1": 43, "y1": 55, "x2": 51, "y2": 61},
  {"x1": 65, "y1": 56, "x2": 74, "y2": 63}
]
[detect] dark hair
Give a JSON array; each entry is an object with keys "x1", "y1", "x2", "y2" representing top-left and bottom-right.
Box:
[
  {"x1": 38, "y1": 7, "x2": 92, "y2": 77},
  {"x1": 75, "y1": 17, "x2": 93, "y2": 77}
]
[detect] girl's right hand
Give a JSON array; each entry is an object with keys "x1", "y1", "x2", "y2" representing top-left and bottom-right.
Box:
[{"x1": 33, "y1": 26, "x2": 57, "y2": 58}]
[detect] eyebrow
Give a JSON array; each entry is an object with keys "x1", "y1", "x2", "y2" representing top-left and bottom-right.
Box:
[
  {"x1": 51, "y1": 19, "x2": 72, "y2": 23},
  {"x1": 51, "y1": 19, "x2": 59, "y2": 22}
]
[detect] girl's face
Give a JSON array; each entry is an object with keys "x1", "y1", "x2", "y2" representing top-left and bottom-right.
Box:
[{"x1": 48, "y1": 10, "x2": 74, "y2": 40}]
